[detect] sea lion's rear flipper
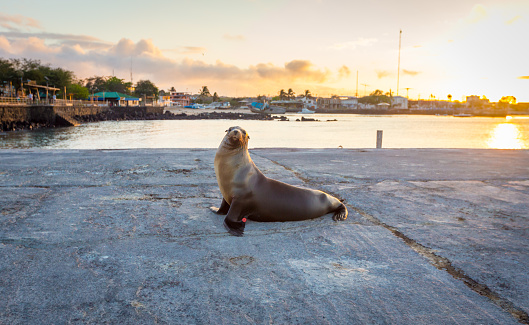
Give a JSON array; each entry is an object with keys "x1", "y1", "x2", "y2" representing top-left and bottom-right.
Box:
[
  {"x1": 332, "y1": 203, "x2": 348, "y2": 221},
  {"x1": 223, "y1": 198, "x2": 246, "y2": 236},
  {"x1": 210, "y1": 198, "x2": 230, "y2": 215}
]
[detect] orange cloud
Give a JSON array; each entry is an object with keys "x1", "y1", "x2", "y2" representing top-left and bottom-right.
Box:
[
  {"x1": 338, "y1": 65, "x2": 350, "y2": 78},
  {"x1": 0, "y1": 14, "x2": 41, "y2": 31},
  {"x1": 376, "y1": 70, "x2": 392, "y2": 79},
  {"x1": 518, "y1": 76, "x2": 529, "y2": 80},
  {"x1": 223, "y1": 34, "x2": 245, "y2": 41},
  {"x1": 402, "y1": 69, "x2": 421, "y2": 76}
]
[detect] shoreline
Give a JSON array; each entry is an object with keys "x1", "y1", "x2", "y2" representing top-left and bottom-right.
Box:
[{"x1": 1, "y1": 105, "x2": 527, "y2": 132}]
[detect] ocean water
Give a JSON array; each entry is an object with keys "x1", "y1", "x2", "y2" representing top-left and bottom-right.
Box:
[{"x1": 1, "y1": 114, "x2": 528, "y2": 149}]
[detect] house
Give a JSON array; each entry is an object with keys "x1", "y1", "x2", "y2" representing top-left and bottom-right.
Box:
[
  {"x1": 317, "y1": 96, "x2": 341, "y2": 109},
  {"x1": 170, "y1": 92, "x2": 191, "y2": 107},
  {"x1": 300, "y1": 96, "x2": 318, "y2": 110},
  {"x1": 340, "y1": 96, "x2": 358, "y2": 109},
  {"x1": 391, "y1": 96, "x2": 408, "y2": 109},
  {"x1": 466, "y1": 95, "x2": 490, "y2": 109},
  {"x1": 88, "y1": 92, "x2": 140, "y2": 106},
  {"x1": 158, "y1": 94, "x2": 172, "y2": 106}
]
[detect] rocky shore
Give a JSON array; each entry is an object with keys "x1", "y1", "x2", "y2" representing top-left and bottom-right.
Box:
[{"x1": 73, "y1": 109, "x2": 285, "y2": 123}]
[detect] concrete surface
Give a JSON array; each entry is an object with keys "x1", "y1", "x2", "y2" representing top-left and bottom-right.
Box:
[{"x1": 0, "y1": 148, "x2": 528, "y2": 324}]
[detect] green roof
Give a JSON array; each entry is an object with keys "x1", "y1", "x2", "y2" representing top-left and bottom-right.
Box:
[{"x1": 89, "y1": 92, "x2": 139, "y2": 100}]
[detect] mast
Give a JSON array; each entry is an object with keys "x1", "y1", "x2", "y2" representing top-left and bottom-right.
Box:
[
  {"x1": 356, "y1": 70, "x2": 359, "y2": 97},
  {"x1": 397, "y1": 29, "x2": 402, "y2": 96}
]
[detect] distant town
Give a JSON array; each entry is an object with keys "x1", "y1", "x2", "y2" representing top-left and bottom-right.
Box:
[{"x1": 1, "y1": 58, "x2": 528, "y2": 115}]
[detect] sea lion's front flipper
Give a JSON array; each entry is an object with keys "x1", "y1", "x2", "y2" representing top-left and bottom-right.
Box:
[
  {"x1": 223, "y1": 198, "x2": 246, "y2": 236},
  {"x1": 210, "y1": 198, "x2": 230, "y2": 215}
]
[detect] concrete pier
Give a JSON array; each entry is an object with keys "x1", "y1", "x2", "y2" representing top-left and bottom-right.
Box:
[{"x1": 1, "y1": 149, "x2": 528, "y2": 324}]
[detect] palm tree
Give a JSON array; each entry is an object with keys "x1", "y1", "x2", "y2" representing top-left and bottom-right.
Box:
[
  {"x1": 279, "y1": 89, "x2": 287, "y2": 100},
  {"x1": 200, "y1": 86, "x2": 211, "y2": 97},
  {"x1": 304, "y1": 90, "x2": 311, "y2": 98},
  {"x1": 287, "y1": 88, "x2": 295, "y2": 99}
]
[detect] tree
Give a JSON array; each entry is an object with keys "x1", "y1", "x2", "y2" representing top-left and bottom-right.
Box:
[
  {"x1": 447, "y1": 94, "x2": 452, "y2": 101},
  {"x1": 287, "y1": 88, "x2": 295, "y2": 99},
  {"x1": 304, "y1": 89, "x2": 312, "y2": 98},
  {"x1": 134, "y1": 80, "x2": 159, "y2": 97},
  {"x1": 105, "y1": 76, "x2": 131, "y2": 94},
  {"x1": 278, "y1": 89, "x2": 287, "y2": 100},
  {"x1": 84, "y1": 76, "x2": 107, "y2": 93},
  {"x1": 212, "y1": 92, "x2": 219, "y2": 102},
  {"x1": 499, "y1": 96, "x2": 516, "y2": 105},
  {"x1": 200, "y1": 86, "x2": 211, "y2": 97},
  {"x1": 66, "y1": 83, "x2": 90, "y2": 100},
  {"x1": 358, "y1": 89, "x2": 391, "y2": 105}
]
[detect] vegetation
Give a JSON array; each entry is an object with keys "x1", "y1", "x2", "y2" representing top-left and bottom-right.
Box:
[
  {"x1": 0, "y1": 58, "x2": 74, "y2": 97},
  {"x1": 358, "y1": 90, "x2": 391, "y2": 105},
  {"x1": 134, "y1": 79, "x2": 159, "y2": 98}
]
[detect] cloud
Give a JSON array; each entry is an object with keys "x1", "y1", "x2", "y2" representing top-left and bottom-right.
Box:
[
  {"x1": 506, "y1": 15, "x2": 521, "y2": 25},
  {"x1": 338, "y1": 65, "x2": 350, "y2": 78},
  {"x1": 0, "y1": 33, "x2": 338, "y2": 94},
  {"x1": 328, "y1": 38, "x2": 377, "y2": 50},
  {"x1": 0, "y1": 14, "x2": 41, "y2": 31},
  {"x1": 376, "y1": 70, "x2": 392, "y2": 79},
  {"x1": 465, "y1": 5, "x2": 488, "y2": 24},
  {"x1": 0, "y1": 31, "x2": 111, "y2": 49},
  {"x1": 162, "y1": 46, "x2": 207, "y2": 55},
  {"x1": 223, "y1": 34, "x2": 245, "y2": 41},
  {"x1": 402, "y1": 69, "x2": 421, "y2": 76},
  {"x1": 518, "y1": 76, "x2": 529, "y2": 80}
]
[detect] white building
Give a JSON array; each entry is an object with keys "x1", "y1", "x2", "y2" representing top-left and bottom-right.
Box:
[
  {"x1": 391, "y1": 96, "x2": 408, "y2": 109},
  {"x1": 300, "y1": 96, "x2": 318, "y2": 110},
  {"x1": 340, "y1": 96, "x2": 358, "y2": 109}
]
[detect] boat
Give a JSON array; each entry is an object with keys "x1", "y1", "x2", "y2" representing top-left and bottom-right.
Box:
[
  {"x1": 271, "y1": 100, "x2": 303, "y2": 112},
  {"x1": 206, "y1": 102, "x2": 231, "y2": 109},
  {"x1": 249, "y1": 101, "x2": 286, "y2": 114},
  {"x1": 453, "y1": 113, "x2": 473, "y2": 117},
  {"x1": 299, "y1": 108, "x2": 315, "y2": 114},
  {"x1": 184, "y1": 103, "x2": 206, "y2": 109}
]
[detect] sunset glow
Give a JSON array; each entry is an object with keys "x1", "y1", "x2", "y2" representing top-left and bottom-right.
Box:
[
  {"x1": 1, "y1": 1, "x2": 528, "y2": 101},
  {"x1": 487, "y1": 123, "x2": 526, "y2": 149}
]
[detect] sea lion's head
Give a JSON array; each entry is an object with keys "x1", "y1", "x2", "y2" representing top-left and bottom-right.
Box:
[{"x1": 221, "y1": 126, "x2": 250, "y2": 150}]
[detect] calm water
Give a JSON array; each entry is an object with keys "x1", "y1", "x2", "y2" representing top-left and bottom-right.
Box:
[{"x1": 1, "y1": 114, "x2": 528, "y2": 149}]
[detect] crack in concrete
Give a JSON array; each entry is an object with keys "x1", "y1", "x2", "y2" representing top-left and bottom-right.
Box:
[
  {"x1": 351, "y1": 206, "x2": 529, "y2": 324},
  {"x1": 260, "y1": 154, "x2": 529, "y2": 324}
]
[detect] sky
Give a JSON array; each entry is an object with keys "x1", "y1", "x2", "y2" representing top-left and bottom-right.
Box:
[{"x1": 1, "y1": 0, "x2": 528, "y2": 102}]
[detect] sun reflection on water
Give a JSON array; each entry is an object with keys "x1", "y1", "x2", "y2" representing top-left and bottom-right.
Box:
[{"x1": 487, "y1": 123, "x2": 525, "y2": 149}]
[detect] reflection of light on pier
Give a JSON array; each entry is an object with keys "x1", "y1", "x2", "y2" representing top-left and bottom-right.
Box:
[{"x1": 487, "y1": 123, "x2": 524, "y2": 149}]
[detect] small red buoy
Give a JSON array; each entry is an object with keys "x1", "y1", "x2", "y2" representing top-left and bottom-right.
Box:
[{"x1": 242, "y1": 218, "x2": 247, "y2": 223}]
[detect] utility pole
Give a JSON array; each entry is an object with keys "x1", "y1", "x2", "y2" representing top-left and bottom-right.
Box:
[
  {"x1": 404, "y1": 87, "x2": 411, "y2": 99},
  {"x1": 397, "y1": 29, "x2": 402, "y2": 96},
  {"x1": 361, "y1": 84, "x2": 369, "y2": 96},
  {"x1": 130, "y1": 56, "x2": 133, "y2": 93},
  {"x1": 356, "y1": 71, "x2": 359, "y2": 97}
]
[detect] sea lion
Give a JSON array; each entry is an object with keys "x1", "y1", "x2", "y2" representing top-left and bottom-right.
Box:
[{"x1": 210, "y1": 126, "x2": 348, "y2": 236}]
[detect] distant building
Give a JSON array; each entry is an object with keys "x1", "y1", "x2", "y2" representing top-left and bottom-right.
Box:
[
  {"x1": 317, "y1": 96, "x2": 341, "y2": 109},
  {"x1": 466, "y1": 95, "x2": 490, "y2": 109},
  {"x1": 170, "y1": 92, "x2": 191, "y2": 107},
  {"x1": 300, "y1": 96, "x2": 318, "y2": 110},
  {"x1": 89, "y1": 92, "x2": 140, "y2": 106},
  {"x1": 391, "y1": 96, "x2": 408, "y2": 109},
  {"x1": 340, "y1": 96, "x2": 358, "y2": 109},
  {"x1": 158, "y1": 94, "x2": 172, "y2": 106}
]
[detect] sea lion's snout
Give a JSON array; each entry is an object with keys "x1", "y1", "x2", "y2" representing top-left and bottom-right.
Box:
[{"x1": 224, "y1": 126, "x2": 249, "y2": 148}]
